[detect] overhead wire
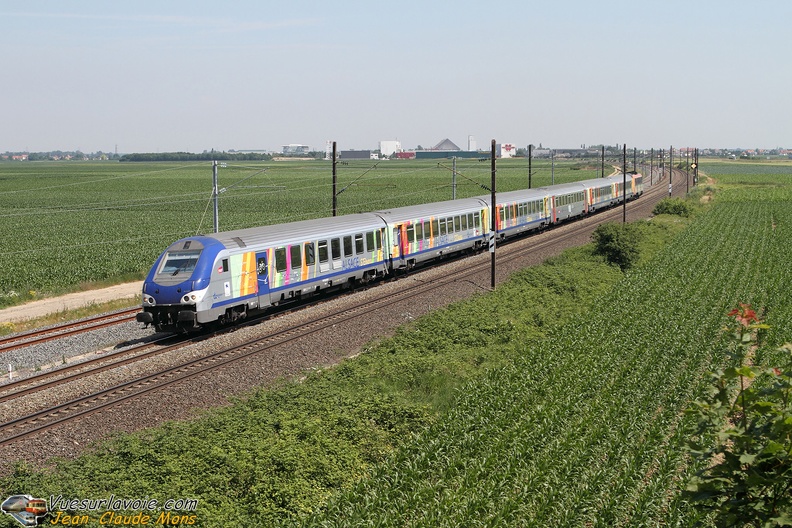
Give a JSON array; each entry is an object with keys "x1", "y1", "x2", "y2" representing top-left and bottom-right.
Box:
[{"x1": 2, "y1": 160, "x2": 498, "y2": 255}]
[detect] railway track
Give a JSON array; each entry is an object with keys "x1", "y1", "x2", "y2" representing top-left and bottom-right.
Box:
[
  {"x1": 0, "y1": 168, "x2": 684, "y2": 447},
  {"x1": 0, "y1": 307, "x2": 139, "y2": 354}
]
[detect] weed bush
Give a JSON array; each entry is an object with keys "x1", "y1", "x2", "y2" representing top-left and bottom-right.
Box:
[
  {"x1": 653, "y1": 197, "x2": 695, "y2": 217},
  {"x1": 591, "y1": 221, "x2": 643, "y2": 270}
]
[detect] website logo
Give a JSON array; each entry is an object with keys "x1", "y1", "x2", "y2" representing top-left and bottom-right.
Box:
[{"x1": 1, "y1": 495, "x2": 48, "y2": 527}]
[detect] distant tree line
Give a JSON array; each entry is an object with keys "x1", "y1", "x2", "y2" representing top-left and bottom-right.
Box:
[{"x1": 120, "y1": 151, "x2": 273, "y2": 162}]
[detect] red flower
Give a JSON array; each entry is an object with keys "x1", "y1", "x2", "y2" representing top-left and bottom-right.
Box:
[{"x1": 727, "y1": 303, "x2": 760, "y2": 327}]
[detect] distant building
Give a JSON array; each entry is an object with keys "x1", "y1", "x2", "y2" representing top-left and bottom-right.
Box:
[
  {"x1": 282, "y1": 144, "x2": 311, "y2": 155},
  {"x1": 497, "y1": 143, "x2": 517, "y2": 158},
  {"x1": 379, "y1": 140, "x2": 402, "y2": 157},
  {"x1": 415, "y1": 138, "x2": 487, "y2": 159},
  {"x1": 431, "y1": 138, "x2": 462, "y2": 151},
  {"x1": 339, "y1": 150, "x2": 371, "y2": 160}
]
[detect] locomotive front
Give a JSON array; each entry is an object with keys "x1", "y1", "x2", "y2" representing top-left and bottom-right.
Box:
[{"x1": 136, "y1": 237, "x2": 221, "y2": 332}]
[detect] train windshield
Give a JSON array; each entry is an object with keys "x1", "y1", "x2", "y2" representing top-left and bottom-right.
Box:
[{"x1": 159, "y1": 250, "x2": 202, "y2": 277}]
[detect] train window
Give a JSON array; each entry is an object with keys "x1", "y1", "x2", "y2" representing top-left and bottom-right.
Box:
[
  {"x1": 159, "y1": 249, "x2": 201, "y2": 276},
  {"x1": 461, "y1": 214, "x2": 468, "y2": 230},
  {"x1": 366, "y1": 232, "x2": 375, "y2": 252},
  {"x1": 343, "y1": 236, "x2": 353, "y2": 258},
  {"x1": 318, "y1": 240, "x2": 328, "y2": 263},
  {"x1": 392, "y1": 228, "x2": 399, "y2": 245},
  {"x1": 445, "y1": 217, "x2": 453, "y2": 233},
  {"x1": 454, "y1": 216, "x2": 461, "y2": 231},
  {"x1": 499, "y1": 208, "x2": 505, "y2": 224},
  {"x1": 355, "y1": 233, "x2": 364, "y2": 254},
  {"x1": 423, "y1": 220, "x2": 430, "y2": 239},
  {"x1": 467, "y1": 213, "x2": 473, "y2": 229},
  {"x1": 406, "y1": 224, "x2": 415, "y2": 243},
  {"x1": 290, "y1": 245, "x2": 301, "y2": 269},
  {"x1": 257, "y1": 257, "x2": 267, "y2": 275},
  {"x1": 474, "y1": 212, "x2": 481, "y2": 228},
  {"x1": 439, "y1": 218, "x2": 446, "y2": 235},
  {"x1": 222, "y1": 259, "x2": 229, "y2": 273},
  {"x1": 415, "y1": 222, "x2": 423, "y2": 240},
  {"x1": 304, "y1": 242, "x2": 315, "y2": 266},
  {"x1": 432, "y1": 219, "x2": 439, "y2": 237},
  {"x1": 376, "y1": 229, "x2": 383, "y2": 249},
  {"x1": 331, "y1": 238, "x2": 341, "y2": 260},
  {"x1": 275, "y1": 248, "x2": 287, "y2": 273}
]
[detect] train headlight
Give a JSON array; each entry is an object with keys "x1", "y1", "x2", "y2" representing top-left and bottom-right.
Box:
[
  {"x1": 181, "y1": 287, "x2": 208, "y2": 305},
  {"x1": 143, "y1": 296, "x2": 156, "y2": 306}
]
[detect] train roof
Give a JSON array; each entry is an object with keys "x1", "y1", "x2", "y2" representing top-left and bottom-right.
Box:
[
  {"x1": 374, "y1": 197, "x2": 489, "y2": 223},
  {"x1": 474, "y1": 187, "x2": 552, "y2": 204},
  {"x1": 201, "y1": 213, "x2": 386, "y2": 250},
  {"x1": 536, "y1": 181, "x2": 588, "y2": 194}
]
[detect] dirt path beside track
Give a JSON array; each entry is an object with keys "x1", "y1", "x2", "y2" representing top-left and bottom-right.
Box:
[{"x1": 0, "y1": 282, "x2": 142, "y2": 324}]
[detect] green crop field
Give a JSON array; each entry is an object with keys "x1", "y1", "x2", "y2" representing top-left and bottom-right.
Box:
[
  {"x1": 0, "y1": 158, "x2": 604, "y2": 306},
  {"x1": 295, "y1": 161, "x2": 792, "y2": 526},
  {"x1": 3, "y1": 161, "x2": 791, "y2": 526}
]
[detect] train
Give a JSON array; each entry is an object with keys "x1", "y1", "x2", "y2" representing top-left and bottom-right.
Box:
[{"x1": 136, "y1": 172, "x2": 643, "y2": 333}]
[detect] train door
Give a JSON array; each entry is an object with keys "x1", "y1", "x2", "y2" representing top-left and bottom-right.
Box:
[
  {"x1": 548, "y1": 196, "x2": 557, "y2": 223},
  {"x1": 255, "y1": 251, "x2": 271, "y2": 306}
]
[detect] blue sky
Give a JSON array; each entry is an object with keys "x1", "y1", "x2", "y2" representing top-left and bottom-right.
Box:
[{"x1": 1, "y1": 1, "x2": 789, "y2": 153}]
